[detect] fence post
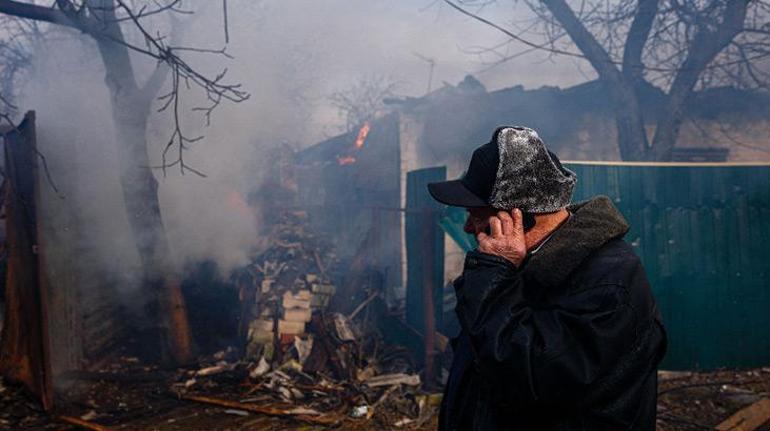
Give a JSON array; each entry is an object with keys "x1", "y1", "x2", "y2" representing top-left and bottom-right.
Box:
[{"x1": 405, "y1": 167, "x2": 445, "y2": 385}]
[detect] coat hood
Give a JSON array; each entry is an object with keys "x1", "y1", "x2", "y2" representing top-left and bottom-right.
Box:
[{"x1": 523, "y1": 195, "x2": 630, "y2": 287}]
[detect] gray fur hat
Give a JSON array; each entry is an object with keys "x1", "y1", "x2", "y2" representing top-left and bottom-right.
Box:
[{"x1": 428, "y1": 126, "x2": 577, "y2": 213}]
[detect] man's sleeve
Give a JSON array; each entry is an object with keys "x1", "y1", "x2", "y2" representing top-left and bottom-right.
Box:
[{"x1": 454, "y1": 250, "x2": 638, "y2": 406}]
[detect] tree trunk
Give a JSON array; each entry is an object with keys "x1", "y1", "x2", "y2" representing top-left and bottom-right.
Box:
[
  {"x1": 89, "y1": 0, "x2": 192, "y2": 364},
  {"x1": 609, "y1": 83, "x2": 651, "y2": 161},
  {"x1": 108, "y1": 94, "x2": 192, "y2": 364},
  {"x1": 542, "y1": 0, "x2": 651, "y2": 161},
  {"x1": 649, "y1": 0, "x2": 749, "y2": 161}
]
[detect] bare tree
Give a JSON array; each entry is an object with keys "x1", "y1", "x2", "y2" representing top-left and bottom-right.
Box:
[
  {"x1": 0, "y1": 0, "x2": 248, "y2": 363},
  {"x1": 329, "y1": 75, "x2": 399, "y2": 132},
  {"x1": 445, "y1": 0, "x2": 770, "y2": 160},
  {"x1": 0, "y1": 11, "x2": 43, "y2": 113}
]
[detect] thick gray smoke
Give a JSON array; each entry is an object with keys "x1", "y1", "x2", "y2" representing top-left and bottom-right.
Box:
[{"x1": 16, "y1": 0, "x2": 581, "y2": 284}]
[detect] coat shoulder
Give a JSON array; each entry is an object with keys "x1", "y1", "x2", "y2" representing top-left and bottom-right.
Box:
[{"x1": 570, "y1": 238, "x2": 646, "y2": 288}]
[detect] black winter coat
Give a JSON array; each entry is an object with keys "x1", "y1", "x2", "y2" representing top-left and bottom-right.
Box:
[{"x1": 439, "y1": 196, "x2": 667, "y2": 431}]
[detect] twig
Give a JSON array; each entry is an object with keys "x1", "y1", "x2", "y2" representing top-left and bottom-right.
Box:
[
  {"x1": 348, "y1": 291, "x2": 379, "y2": 321},
  {"x1": 57, "y1": 416, "x2": 115, "y2": 431},
  {"x1": 181, "y1": 395, "x2": 340, "y2": 426},
  {"x1": 658, "y1": 379, "x2": 763, "y2": 396},
  {"x1": 312, "y1": 249, "x2": 327, "y2": 279}
]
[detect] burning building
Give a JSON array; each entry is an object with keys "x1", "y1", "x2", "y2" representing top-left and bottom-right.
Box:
[{"x1": 2, "y1": 71, "x2": 770, "y2": 429}]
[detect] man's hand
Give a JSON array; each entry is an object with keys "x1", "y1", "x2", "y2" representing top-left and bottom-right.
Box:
[{"x1": 476, "y1": 209, "x2": 527, "y2": 268}]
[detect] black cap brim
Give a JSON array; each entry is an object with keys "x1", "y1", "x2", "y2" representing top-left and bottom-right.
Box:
[{"x1": 427, "y1": 180, "x2": 489, "y2": 208}]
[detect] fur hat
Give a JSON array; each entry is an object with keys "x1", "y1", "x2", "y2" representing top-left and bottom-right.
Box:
[
  {"x1": 490, "y1": 126, "x2": 576, "y2": 212},
  {"x1": 427, "y1": 126, "x2": 577, "y2": 213}
]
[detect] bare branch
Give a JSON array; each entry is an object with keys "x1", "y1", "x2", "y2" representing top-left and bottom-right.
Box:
[
  {"x1": 622, "y1": 0, "x2": 660, "y2": 81},
  {"x1": 0, "y1": 0, "x2": 77, "y2": 27},
  {"x1": 443, "y1": 0, "x2": 588, "y2": 61}
]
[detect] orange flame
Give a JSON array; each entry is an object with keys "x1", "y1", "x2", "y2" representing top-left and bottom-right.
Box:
[
  {"x1": 336, "y1": 122, "x2": 371, "y2": 165},
  {"x1": 354, "y1": 121, "x2": 371, "y2": 149}
]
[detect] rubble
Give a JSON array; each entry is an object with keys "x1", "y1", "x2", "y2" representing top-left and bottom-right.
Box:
[
  {"x1": 365, "y1": 373, "x2": 422, "y2": 388},
  {"x1": 242, "y1": 211, "x2": 344, "y2": 362},
  {"x1": 31, "y1": 206, "x2": 770, "y2": 429},
  {"x1": 715, "y1": 398, "x2": 770, "y2": 431},
  {"x1": 104, "y1": 210, "x2": 442, "y2": 429}
]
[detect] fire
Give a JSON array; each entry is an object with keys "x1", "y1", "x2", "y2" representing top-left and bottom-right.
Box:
[
  {"x1": 354, "y1": 121, "x2": 371, "y2": 149},
  {"x1": 226, "y1": 191, "x2": 252, "y2": 217},
  {"x1": 337, "y1": 155, "x2": 356, "y2": 166},
  {"x1": 336, "y1": 122, "x2": 371, "y2": 165}
]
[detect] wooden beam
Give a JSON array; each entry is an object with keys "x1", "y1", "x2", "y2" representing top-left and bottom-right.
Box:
[
  {"x1": 0, "y1": 111, "x2": 54, "y2": 410},
  {"x1": 716, "y1": 398, "x2": 770, "y2": 431},
  {"x1": 58, "y1": 416, "x2": 115, "y2": 431},
  {"x1": 181, "y1": 395, "x2": 340, "y2": 426}
]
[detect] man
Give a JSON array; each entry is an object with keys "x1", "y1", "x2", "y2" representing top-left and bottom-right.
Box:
[{"x1": 428, "y1": 126, "x2": 666, "y2": 431}]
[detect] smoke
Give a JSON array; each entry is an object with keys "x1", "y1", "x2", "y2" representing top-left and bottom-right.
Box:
[
  {"x1": 14, "y1": 0, "x2": 583, "y2": 286},
  {"x1": 24, "y1": 34, "x2": 145, "y2": 291}
]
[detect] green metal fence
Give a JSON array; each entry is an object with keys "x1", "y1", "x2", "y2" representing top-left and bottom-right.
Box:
[{"x1": 441, "y1": 162, "x2": 770, "y2": 370}]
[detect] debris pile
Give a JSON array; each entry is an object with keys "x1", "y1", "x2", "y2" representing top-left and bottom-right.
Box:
[
  {"x1": 240, "y1": 210, "x2": 341, "y2": 361},
  {"x1": 174, "y1": 348, "x2": 439, "y2": 428},
  {"x1": 189, "y1": 210, "x2": 445, "y2": 427}
]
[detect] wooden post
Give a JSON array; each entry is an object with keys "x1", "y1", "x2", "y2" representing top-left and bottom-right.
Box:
[
  {"x1": 421, "y1": 213, "x2": 436, "y2": 388},
  {"x1": 164, "y1": 277, "x2": 193, "y2": 364},
  {"x1": 0, "y1": 111, "x2": 54, "y2": 409},
  {"x1": 405, "y1": 167, "x2": 445, "y2": 385}
]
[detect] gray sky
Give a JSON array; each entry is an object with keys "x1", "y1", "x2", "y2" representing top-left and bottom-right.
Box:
[{"x1": 200, "y1": 0, "x2": 595, "y2": 143}]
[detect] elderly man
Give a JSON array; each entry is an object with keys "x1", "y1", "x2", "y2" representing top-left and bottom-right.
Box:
[{"x1": 428, "y1": 127, "x2": 667, "y2": 431}]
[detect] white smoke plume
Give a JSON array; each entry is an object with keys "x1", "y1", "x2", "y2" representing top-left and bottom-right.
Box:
[{"x1": 14, "y1": 0, "x2": 581, "y2": 285}]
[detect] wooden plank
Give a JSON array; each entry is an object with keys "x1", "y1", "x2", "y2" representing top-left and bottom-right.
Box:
[
  {"x1": 715, "y1": 398, "x2": 770, "y2": 431},
  {"x1": 182, "y1": 395, "x2": 340, "y2": 426},
  {"x1": 58, "y1": 416, "x2": 115, "y2": 431},
  {"x1": 0, "y1": 111, "x2": 54, "y2": 409}
]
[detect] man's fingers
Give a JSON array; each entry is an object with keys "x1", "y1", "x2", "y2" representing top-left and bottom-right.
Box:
[
  {"x1": 511, "y1": 208, "x2": 525, "y2": 239},
  {"x1": 488, "y1": 216, "x2": 503, "y2": 238},
  {"x1": 476, "y1": 231, "x2": 489, "y2": 243},
  {"x1": 498, "y1": 210, "x2": 514, "y2": 235}
]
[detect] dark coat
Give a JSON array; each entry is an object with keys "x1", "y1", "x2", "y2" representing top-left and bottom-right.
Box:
[{"x1": 439, "y1": 196, "x2": 667, "y2": 431}]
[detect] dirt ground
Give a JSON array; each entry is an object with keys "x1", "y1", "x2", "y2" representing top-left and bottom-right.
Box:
[
  {"x1": 656, "y1": 368, "x2": 770, "y2": 430},
  {"x1": 2, "y1": 367, "x2": 770, "y2": 430}
]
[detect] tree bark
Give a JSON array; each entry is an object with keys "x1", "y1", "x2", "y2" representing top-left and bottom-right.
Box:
[
  {"x1": 87, "y1": 0, "x2": 192, "y2": 364},
  {"x1": 622, "y1": 0, "x2": 660, "y2": 84},
  {"x1": 542, "y1": 0, "x2": 651, "y2": 160},
  {"x1": 650, "y1": 0, "x2": 750, "y2": 161}
]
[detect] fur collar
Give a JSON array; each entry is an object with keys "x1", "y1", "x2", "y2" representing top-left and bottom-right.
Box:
[{"x1": 522, "y1": 196, "x2": 629, "y2": 287}]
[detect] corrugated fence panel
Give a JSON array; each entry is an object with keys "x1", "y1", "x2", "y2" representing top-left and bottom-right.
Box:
[
  {"x1": 441, "y1": 163, "x2": 770, "y2": 369},
  {"x1": 442, "y1": 163, "x2": 770, "y2": 369},
  {"x1": 567, "y1": 163, "x2": 770, "y2": 370},
  {"x1": 406, "y1": 167, "x2": 446, "y2": 336}
]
